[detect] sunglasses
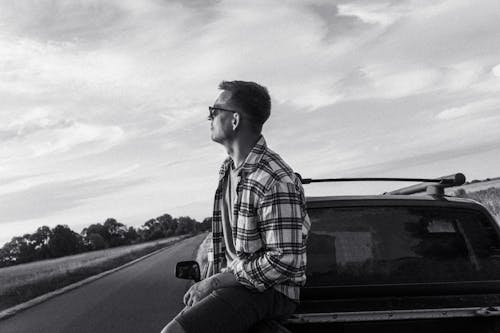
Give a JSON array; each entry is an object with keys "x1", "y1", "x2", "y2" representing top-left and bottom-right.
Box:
[{"x1": 208, "y1": 106, "x2": 238, "y2": 120}]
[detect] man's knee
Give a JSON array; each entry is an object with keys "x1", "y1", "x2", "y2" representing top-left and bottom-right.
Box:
[{"x1": 160, "y1": 319, "x2": 187, "y2": 333}]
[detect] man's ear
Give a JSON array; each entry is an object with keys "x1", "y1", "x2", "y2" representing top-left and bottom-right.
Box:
[{"x1": 232, "y1": 113, "x2": 240, "y2": 130}]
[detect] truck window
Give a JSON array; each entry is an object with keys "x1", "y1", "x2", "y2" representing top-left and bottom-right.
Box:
[{"x1": 306, "y1": 206, "x2": 500, "y2": 286}]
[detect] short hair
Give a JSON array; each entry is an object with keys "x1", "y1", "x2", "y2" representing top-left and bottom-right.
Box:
[{"x1": 218, "y1": 80, "x2": 271, "y2": 131}]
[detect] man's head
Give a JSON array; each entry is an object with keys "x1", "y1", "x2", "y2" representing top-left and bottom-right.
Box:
[{"x1": 209, "y1": 80, "x2": 271, "y2": 144}]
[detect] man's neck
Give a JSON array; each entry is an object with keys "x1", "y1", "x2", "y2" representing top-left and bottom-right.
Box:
[{"x1": 226, "y1": 134, "x2": 261, "y2": 169}]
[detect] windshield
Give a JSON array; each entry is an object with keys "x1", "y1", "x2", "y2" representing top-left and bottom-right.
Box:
[{"x1": 306, "y1": 206, "x2": 500, "y2": 286}]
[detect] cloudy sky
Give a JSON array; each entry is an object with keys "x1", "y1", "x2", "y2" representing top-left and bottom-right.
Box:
[{"x1": 1, "y1": 0, "x2": 500, "y2": 245}]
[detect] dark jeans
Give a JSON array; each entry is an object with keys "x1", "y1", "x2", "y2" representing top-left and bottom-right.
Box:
[{"x1": 172, "y1": 286, "x2": 297, "y2": 333}]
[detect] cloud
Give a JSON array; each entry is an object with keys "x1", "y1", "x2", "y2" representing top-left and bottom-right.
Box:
[
  {"x1": 442, "y1": 61, "x2": 485, "y2": 91},
  {"x1": 0, "y1": 174, "x2": 148, "y2": 224},
  {"x1": 3, "y1": 107, "x2": 71, "y2": 139},
  {"x1": 361, "y1": 66, "x2": 440, "y2": 99},
  {"x1": 328, "y1": 0, "x2": 500, "y2": 102},
  {"x1": 0, "y1": 108, "x2": 125, "y2": 163},
  {"x1": 337, "y1": 2, "x2": 409, "y2": 27},
  {"x1": 331, "y1": 60, "x2": 491, "y2": 102},
  {"x1": 285, "y1": 90, "x2": 343, "y2": 111},
  {"x1": 492, "y1": 64, "x2": 500, "y2": 77},
  {"x1": 436, "y1": 99, "x2": 500, "y2": 120},
  {"x1": 0, "y1": 163, "x2": 142, "y2": 199},
  {"x1": 345, "y1": 140, "x2": 500, "y2": 176}
]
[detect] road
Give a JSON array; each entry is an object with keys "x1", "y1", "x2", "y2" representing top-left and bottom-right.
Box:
[{"x1": 0, "y1": 234, "x2": 206, "y2": 333}]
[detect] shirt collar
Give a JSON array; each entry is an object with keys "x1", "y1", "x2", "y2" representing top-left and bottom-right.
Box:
[{"x1": 218, "y1": 136, "x2": 267, "y2": 180}]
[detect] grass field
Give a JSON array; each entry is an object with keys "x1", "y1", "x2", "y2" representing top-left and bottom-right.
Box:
[
  {"x1": 0, "y1": 235, "x2": 187, "y2": 312},
  {"x1": 453, "y1": 177, "x2": 500, "y2": 192},
  {"x1": 448, "y1": 181, "x2": 500, "y2": 221}
]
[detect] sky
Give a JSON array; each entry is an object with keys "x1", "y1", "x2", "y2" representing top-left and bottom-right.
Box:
[{"x1": 1, "y1": 0, "x2": 500, "y2": 245}]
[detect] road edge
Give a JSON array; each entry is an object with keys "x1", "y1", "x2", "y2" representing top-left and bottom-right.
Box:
[{"x1": 0, "y1": 235, "x2": 193, "y2": 321}]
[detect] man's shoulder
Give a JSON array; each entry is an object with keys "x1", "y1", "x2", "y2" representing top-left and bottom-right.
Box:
[
  {"x1": 261, "y1": 146, "x2": 294, "y2": 176},
  {"x1": 246, "y1": 146, "x2": 297, "y2": 192}
]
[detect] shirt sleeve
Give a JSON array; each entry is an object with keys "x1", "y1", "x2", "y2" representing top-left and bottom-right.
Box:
[{"x1": 229, "y1": 180, "x2": 307, "y2": 292}]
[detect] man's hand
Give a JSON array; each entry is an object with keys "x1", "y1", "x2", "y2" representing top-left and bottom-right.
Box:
[
  {"x1": 183, "y1": 272, "x2": 240, "y2": 307},
  {"x1": 183, "y1": 278, "x2": 214, "y2": 307}
]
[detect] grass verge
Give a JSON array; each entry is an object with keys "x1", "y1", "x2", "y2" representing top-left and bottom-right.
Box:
[{"x1": 0, "y1": 235, "x2": 188, "y2": 312}]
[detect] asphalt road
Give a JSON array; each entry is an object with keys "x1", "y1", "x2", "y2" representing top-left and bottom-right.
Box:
[{"x1": 0, "y1": 234, "x2": 206, "y2": 333}]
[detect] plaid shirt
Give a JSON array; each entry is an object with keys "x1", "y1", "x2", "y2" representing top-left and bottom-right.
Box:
[{"x1": 207, "y1": 136, "x2": 310, "y2": 302}]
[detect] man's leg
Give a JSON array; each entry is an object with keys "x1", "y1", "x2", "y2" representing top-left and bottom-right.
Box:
[{"x1": 160, "y1": 286, "x2": 296, "y2": 333}]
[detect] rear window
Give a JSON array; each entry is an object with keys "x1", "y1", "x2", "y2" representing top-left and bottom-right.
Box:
[{"x1": 306, "y1": 206, "x2": 500, "y2": 286}]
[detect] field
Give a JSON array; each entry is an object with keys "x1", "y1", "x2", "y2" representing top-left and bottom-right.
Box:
[
  {"x1": 0, "y1": 235, "x2": 186, "y2": 312},
  {"x1": 445, "y1": 177, "x2": 500, "y2": 222},
  {"x1": 452, "y1": 177, "x2": 500, "y2": 192}
]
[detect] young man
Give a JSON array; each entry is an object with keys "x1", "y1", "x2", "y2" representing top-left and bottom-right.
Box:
[{"x1": 162, "y1": 81, "x2": 310, "y2": 333}]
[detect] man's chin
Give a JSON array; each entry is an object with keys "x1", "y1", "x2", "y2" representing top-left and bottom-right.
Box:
[{"x1": 210, "y1": 134, "x2": 220, "y2": 143}]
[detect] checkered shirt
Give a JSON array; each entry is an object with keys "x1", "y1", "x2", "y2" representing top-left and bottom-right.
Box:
[{"x1": 207, "y1": 136, "x2": 310, "y2": 302}]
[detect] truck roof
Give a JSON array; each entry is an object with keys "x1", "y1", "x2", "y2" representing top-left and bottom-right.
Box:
[
  {"x1": 306, "y1": 194, "x2": 491, "y2": 213},
  {"x1": 307, "y1": 194, "x2": 469, "y2": 203}
]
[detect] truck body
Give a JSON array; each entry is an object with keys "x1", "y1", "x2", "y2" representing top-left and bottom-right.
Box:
[{"x1": 286, "y1": 194, "x2": 500, "y2": 332}]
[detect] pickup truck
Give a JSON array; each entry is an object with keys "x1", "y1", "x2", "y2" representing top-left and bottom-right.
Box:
[{"x1": 176, "y1": 173, "x2": 500, "y2": 332}]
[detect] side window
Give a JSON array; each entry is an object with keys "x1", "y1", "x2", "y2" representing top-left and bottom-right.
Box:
[{"x1": 306, "y1": 206, "x2": 500, "y2": 286}]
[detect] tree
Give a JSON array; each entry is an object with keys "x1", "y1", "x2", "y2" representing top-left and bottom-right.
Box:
[
  {"x1": 141, "y1": 218, "x2": 165, "y2": 241},
  {"x1": 0, "y1": 227, "x2": 54, "y2": 266},
  {"x1": 48, "y1": 225, "x2": 84, "y2": 257},
  {"x1": 201, "y1": 217, "x2": 212, "y2": 232},
  {"x1": 174, "y1": 216, "x2": 198, "y2": 235},
  {"x1": 0, "y1": 247, "x2": 10, "y2": 267},
  {"x1": 157, "y1": 214, "x2": 177, "y2": 237},
  {"x1": 124, "y1": 226, "x2": 139, "y2": 244},
  {"x1": 104, "y1": 218, "x2": 128, "y2": 246},
  {"x1": 0, "y1": 239, "x2": 20, "y2": 266},
  {"x1": 0, "y1": 235, "x2": 34, "y2": 265},
  {"x1": 88, "y1": 233, "x2": 107, "y2": 250},
  {"x1": 81, "y1": 218, "x2": 129, "y2": 248},
  {"x1": 82, "y1": 223, "x2": 111, "y2": 247},
  {"x1": 148, "y1": 229, "x2": 165, "y2": 240},
  {"x1": 29, "y1": 226, "x2": 52, "y2": 260}
]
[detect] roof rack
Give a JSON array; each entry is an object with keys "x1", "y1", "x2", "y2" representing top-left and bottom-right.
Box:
[
  {"x1": 385, "y1": 173, "x2": 466, "y2": 196},
  {"x1": 296, "y1": 173, "x2": 466, "y2": 197}
]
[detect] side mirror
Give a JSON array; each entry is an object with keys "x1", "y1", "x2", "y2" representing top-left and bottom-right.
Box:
[{"x1": 175, "y1": 260, "x2": 201, "y2": 282}]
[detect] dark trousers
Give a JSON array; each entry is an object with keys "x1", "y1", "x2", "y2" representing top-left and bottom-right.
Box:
[{"x1": 171, "y1": 286, "x2": 297, "y2": 333}]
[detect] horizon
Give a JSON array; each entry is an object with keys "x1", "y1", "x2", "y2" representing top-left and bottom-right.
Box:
[
  {"x1": 2, "y1": 0, "x2": 500, "y2": 246},
  {"x1": 1, "y1": 174, "x2": 499, "y2": 247}
]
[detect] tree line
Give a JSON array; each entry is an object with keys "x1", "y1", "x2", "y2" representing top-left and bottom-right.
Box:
[{"x1": 0, "y1": 214, "x2": 212, "y2": 268}]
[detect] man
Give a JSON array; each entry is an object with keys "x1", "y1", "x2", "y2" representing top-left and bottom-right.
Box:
[{"x1": 162, "y1": 81, "x2": 310, "y2": 333}]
